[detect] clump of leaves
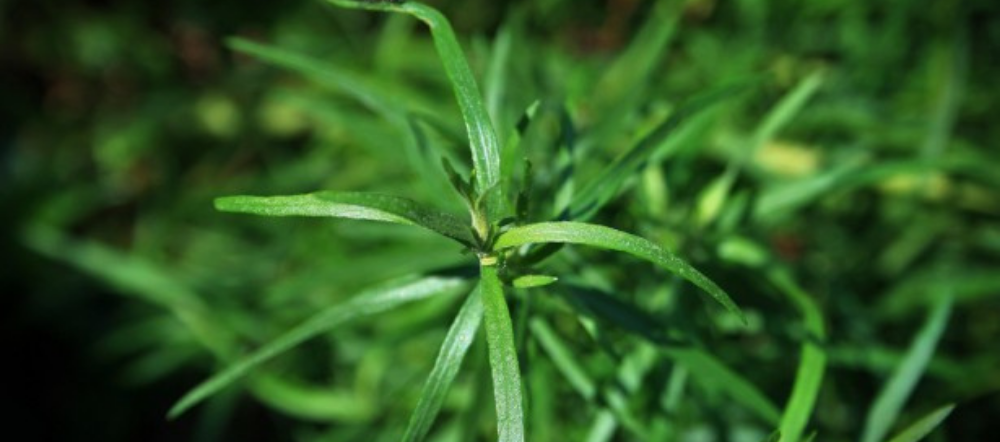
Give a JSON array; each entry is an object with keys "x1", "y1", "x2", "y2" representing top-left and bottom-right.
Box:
[{"x1": 168, "y1": 1, "x2": 746, "y2": 441}]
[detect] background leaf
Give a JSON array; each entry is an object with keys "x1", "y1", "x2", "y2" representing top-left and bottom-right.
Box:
[{"x1": 168, "y1": 276, "x2": 467, "y2": 419}]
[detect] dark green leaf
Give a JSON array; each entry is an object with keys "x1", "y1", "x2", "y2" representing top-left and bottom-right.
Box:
[
  {"x1": 885, "y1": 404, "x2": 955, "y2": 442},
  {"x1": 861, "y1": 294, "x2": 953, "y2": 442},
  {"x1": 168, "y1": 276, "x2": 467, "y2": 419}
]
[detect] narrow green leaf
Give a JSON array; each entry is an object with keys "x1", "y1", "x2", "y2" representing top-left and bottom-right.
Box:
[
  {"x1": 529, "y1": 318, "x2": 596, "y2": 400},
  {"x1": 770, "y1": 269, "x2": 827, "y2": 442},
  {"x1": 745, "y1": 71, "x2": 823, "y2": 165},
  {"x1": 229, "y1": 37, "x2": 459, "y2": 201},
  {"x1": 861, "y1": 294, "x2": 953, "y2": 442},
  {"x1": 495, "y1": 222, "x2": 744, "y2": 323},
  {"x1": 592, "y1": 0, "x2": 679, "y2": 107},
  {"x1": 328, "y1": 0, "x2": 501, "y2": 197},
  {"x1": 885, "y1": 404, "x2": 955, "y2": 442},
  {"x1": 215, "y1": 191, "x2": 473, "y2": 246},
  {"x1": 570, "y1": 84, "x2": 749, "y2": 221},
  {"x1": 168, "y1": 276, "x2": 466, "y2": 419},
  {"x1": 665, "y1": 348, "x2": 782, "y2": 425},
  {"x1": 228, "y1": 37, "x2": 388, "y2": 115},
  {"x1": 480, "y1": 264, "x2": 525, "y2": 442},
  {"x1": 25, "y1": 227, "x2": 230, "y2": 357},
  {"x1": 557, "y1": 284, "x2": 779, "y2": 425},
  {"x1": 403, "y1": 288, "x2": 484, "y2": 442},
  {"x1": 249, "y1": 374, "x2": 376, "y2": 422},
  {"x1": 485, "y1": 19, "x2": 514, "y2": 136}
]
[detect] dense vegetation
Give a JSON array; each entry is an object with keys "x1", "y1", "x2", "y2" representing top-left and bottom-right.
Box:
[{"x1": 3, "y1": 0, "x2": 998, "y2": 441}]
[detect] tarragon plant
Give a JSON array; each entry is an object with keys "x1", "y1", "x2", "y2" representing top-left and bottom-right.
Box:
[{"x1": 168, "y1": 1, "x2": 745, "y2": 440}]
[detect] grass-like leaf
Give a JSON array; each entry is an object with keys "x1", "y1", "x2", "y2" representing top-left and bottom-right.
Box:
[
  {"x1": 861, "y1": 294, "x2": 953, "y2": 442},
  {"x1": 665, "y1": 348, "x2": 782, "y2": 425},
  {"x1": 770, "y1": 269, "x2": 827, "y2": 442},
  {"x1": 25, "y1": 227, "x2": 230, "y2": 356},
  {"x1": 558, "y1": 283, "x2": 779, "y2": 424},
  {"x1": 228, "y1": 37, "x2": 459, "y2": 202},
  {"x1": 249, "y1": 374, "x2": 376, "y2": 422},
  {"x1": 529, "y1": 318, "x2": 596, "y2": 400},
  {"x1": 327, "y1": 0, "x2": 501, "y2": 197},
  {"x1": 215, "y1": 192, "x2": 473, "y2": 246},
  {"x1": 403, "y1": 288, "x2": 484, "y2": 442},
  {"x1": 569, "y1": 83, "x2": 749, "y2": 221},
  {"x1": 480, "y1": 264, "x2": 525, "y2": 442},
  {"x1": 885, "y1": 404, "x2": 955, "y2": 442},
  {"x1": 495, "y1": 222, "x2": 745, "y2": 323},
  {"x1": 168, "y1": 275, "x2": 467, "y2": 419}
]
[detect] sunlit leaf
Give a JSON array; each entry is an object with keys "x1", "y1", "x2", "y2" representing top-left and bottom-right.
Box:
[
  {"x1": 403, "y1": 288, "x2": 483, "y2": 442},
  {"x1": 495, "y1": 222, "x2": 744, "y2": 322},
  {"x1": 480, "y1": 264, "x2": 525, "y2": 442},
  {"x1": 215, "y1": 192, "x2": 473, "y2": 246},
  {"x1": 327, "y1": 0, "x2": 501, "y2": 199}
]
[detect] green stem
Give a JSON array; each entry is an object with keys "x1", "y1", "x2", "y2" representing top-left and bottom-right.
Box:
[{"x1": 480, "y1": 263, "x2": 525, "y2": 442}]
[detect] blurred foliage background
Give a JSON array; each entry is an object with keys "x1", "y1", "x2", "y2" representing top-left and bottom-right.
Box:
[{"x1": 2, "y1": 0, "x2": 999, "y2": 440}]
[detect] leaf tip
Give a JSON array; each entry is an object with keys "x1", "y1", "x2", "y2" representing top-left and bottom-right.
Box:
[
  {"x1": 165, "y1": 399, "x2": 189, "y2": 421},
  {"x1": 213, "y1": 196, "x2": 240, "y2": 212}
]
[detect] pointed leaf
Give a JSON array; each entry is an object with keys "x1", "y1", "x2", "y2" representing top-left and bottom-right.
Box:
[
  {"x1": 770, "y1": 270, "x2": 827, "y2": 442},
  {"x1": 328, "y1": 0, "x2": 501, "y2": 198},
  {"x1": 529, "y1": 318, "x2": 596, "y2": 400},
  {"x1": 403, "y1": 288, "x2": 484, "y2": 442},
  {"x1": 480, "y1": 264, "x2": 525, "y2": 442},
  {"x1": 570, "y1": 84, "x2": 749, "y2": 221},
  {"x1": 168, "y1": 276, "x2": 467, "y2": 419},
  {"x1": 861, "y1": 294, "x2": 953, "y2": 442},
  {"x1": 215, "y1": 191, "x2": 473, "y2": 246},
  {"x1": 885, "y1": 404, "x2": 955, "y2": 442},
  {"x1": 494, "y1": 222, "x2": 744, "y2": 323}
]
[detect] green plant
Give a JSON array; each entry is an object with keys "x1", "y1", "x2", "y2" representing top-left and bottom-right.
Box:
[
  {"x1": 16, "y1": 0, "x2": 993, "y2": 440},
  {"x1": 167, "y1": 2, "x2": 747, "y2": 441}
]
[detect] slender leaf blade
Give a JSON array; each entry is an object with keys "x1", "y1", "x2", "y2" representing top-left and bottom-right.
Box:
[
  {"x1": 327, "y1": 0, "x2": 501, "y2": 197},
  {"x1": 403, "y1": 288, "x2": 484, "y2": 442},
  {"x1": 771, "y1": 269, "x2": 827, "y2": 442},
  {"x1": 495, "y1": 222, "x2": 744, "y2": 322},
  {"x1": 861, "y1": 294, "x2": 953, "y2": 442},
  {"x1": 665, "y1": 348, "x2": 782, "y2": 425},
  {"x1": 480, "y1": 264, "x2": 525, "y2": 442},
  {"x1": 529, "y1": 318, "x2": 596, "y2": 400},
  {"x1": 168, "y1": 276, "x2": 467, "y2": 419},
  {"x1": 570, "y1": 84, "x2": 749, "y2": 221},
  {"x1": 885, "y1": 404, "x2": 955, "y2": 442},
  {"x1": 215, "y1": 191, "x2": 473, "y2": 245}
]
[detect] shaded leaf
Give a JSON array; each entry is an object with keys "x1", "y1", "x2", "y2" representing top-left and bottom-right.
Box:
[
  {"x1": 168, "y1": 276, "x2": 467, "y2": 419},
  {"x1": 885, "y1": 404, "x2": 955, "y2": 442},
  {"x1": 861, "y1": 294, "x2": 953, "y2": 442}
]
